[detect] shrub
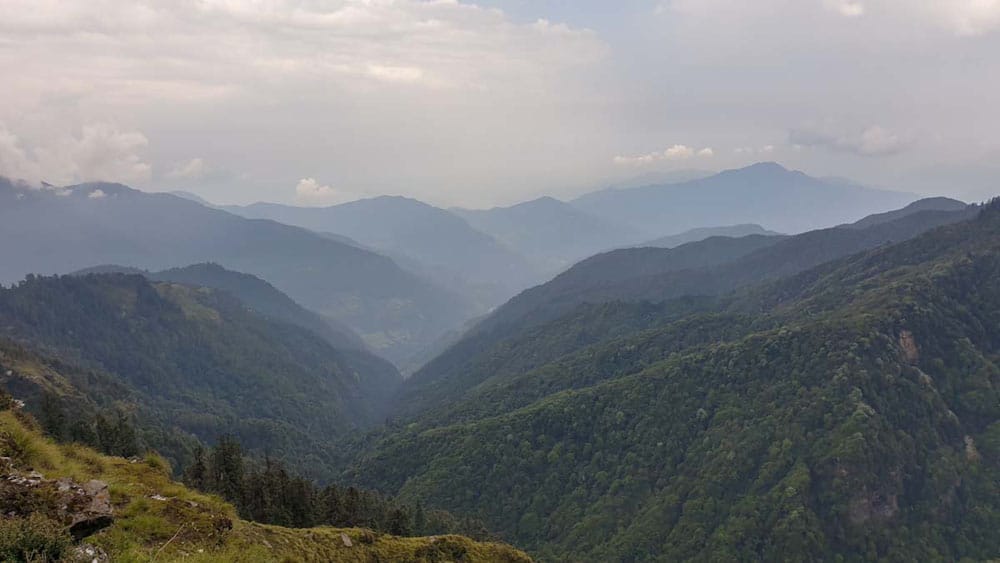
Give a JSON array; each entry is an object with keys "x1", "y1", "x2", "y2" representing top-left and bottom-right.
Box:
[{"x1": 0, "y1": 514, "x2": 72, "y2": 562}]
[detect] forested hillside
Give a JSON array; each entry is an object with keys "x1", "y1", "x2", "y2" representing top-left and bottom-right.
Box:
[
  {"x1": 0, "y1": 273, "x2": 402, "y2": 478},
  {"x1": 397, "y1": 201, "x2": 976, "y2": 418},
  {"x1": 0, "y1": 178, "x2": 472, "y2": 366},
  {"x1": 641, "y1": 224, "x2": 781, "y2": 249},
  {"x1": 75, "y1": 262, "x2": 369, "y2": 351},
  {"x1": 347, "y1": 201, "x2": 1000, "y2": 561}
]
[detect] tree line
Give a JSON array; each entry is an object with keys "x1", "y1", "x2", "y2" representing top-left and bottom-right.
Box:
[{"x1": 182, "y1": 435, "x2": 492, "y2": 540}]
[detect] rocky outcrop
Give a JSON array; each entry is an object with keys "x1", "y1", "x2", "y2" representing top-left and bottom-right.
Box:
[
  {"x1": 0, "y1": 458, "x2": 114, "y2": 540},
  {"x1": 898, "y1": 330, "x2": 919, "y2": 364}
]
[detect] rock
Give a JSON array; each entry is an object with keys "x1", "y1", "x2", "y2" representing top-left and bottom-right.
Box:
[
  {"x1": 848, "y1": 489, "x2": 899, "y2": 525},
  {"x1": 0, "y1": 468, "x2": 114, "y2": 540},
  {"x1": 965, "y1": 435, "x2": 981, "y2": 462},
  {"x1": 340, "y1": 532, "x2": 353, "y2": 547},
  {"x1": 68, "y1": 544, "x2": 110, "y2": 563},
  {"x1": 68, "y1": 480, "x2": 113, "y2": 540},
  {"x1": 898, "y1": 330, "x2": 919, "y2": 363}
]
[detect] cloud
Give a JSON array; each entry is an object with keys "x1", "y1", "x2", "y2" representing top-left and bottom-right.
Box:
[
  {"x1": 167, "y1": 157, "x2": 208, "y2": 180},
  {"x1": 0, "y1": 127, "x2": 42, "y2": 183},
  {"x1": 824, "y1": 0, "x2": 866, "y2": 17},
  {"x1": 789, "y1": 125, "x2": 906, "y2": 157},
  {"x1": 0, "y1": 123, "x2": 151, "y2": 185},
  {"x1": 935, "y1": 0, "x2": 1000, "y2": 36},
  {"x1": 614, "y1": 144, "x2": 714, "y2": 165},
  {"x1": 735, "y1": 145, "x2": 776, "y2": 156},
  {"x1": 293, "y1": 177, "x2": 356, "y2": 206},
  {"x1": 0, "y1": 1, "x2": 605, "y2": 106},
  {"x1": 0, "y1": 0, "x2": 609, "y2": 205},
  {"x1": 88, "y1": 188, "x2": 107, "y2": 199},
  {"x1": 366, "y1": 64, "x2": 425, "y2": 84}
]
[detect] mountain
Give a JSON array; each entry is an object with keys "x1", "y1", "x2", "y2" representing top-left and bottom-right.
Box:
[
  {"x1": 168, "y1": 189, "x2": 213, "y2": 206},
  {"x1": 154, "y1": 263, "x2": 368, "y2": 350},
  {"x1": 452, "y1": 197, "x2": 645, "y2": 275},
  {"x1": 642, "y1": 224, "x2": 782, "y2": 248},
  {"x1": 0, "y1": 178, "x2": 471, "y2": 366},
  {"x1": 346, "y1": 200, "x2": 1000, "y2": 561},
  {"x1": 0, "y1": 272, "x2": 401, "y2": 478},
  {"x1": 843, "y1": 196, "x2": 968, "y2": 229},
  {"x1": 0, "y1": 395, "x2": 531, "y2": 562},
  {"x1": 572, "y1": 162, "x2": 915, "y2": 235},
  {"x1": 395, "y1": 199, "x2": 976, "y2": 421},
  {"x1": 72, "y1": 262, "x2": 368, "y2": 351},
  {"x1": 225, "y1": 196, "x2": 540, "y2": 309}
]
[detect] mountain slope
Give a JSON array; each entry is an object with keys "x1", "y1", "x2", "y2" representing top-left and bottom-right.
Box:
[
  {"x1": 642, "y1": 224, "x2": 782, "y2": 248},
  {"x1": 572, "y1": 162, "x2": 915, "y2": 235},
  {"x1": 843, "y1": 196, "x2": 967, "y2": 230},
  {"x1": 348, "y1": 201, "x2": 1000, "y2": 561},
  {"x1": 0, "y1": 398, "x2": 532, "y2": 562},
  {"x1": 149, "y1": 263, "x2": 368, "y2": 350},
  {"x1": 74, "y1": 262, "x2": 369, "y2": 352},
  {"x1": 0, "y1": 273, "x2": 401, "y2": 478},
  {"x1": 226, "y1": 196, "x2": 539, "y2": 309},
  {"x1": 397, "y1": 203, "x2": 975, "y2": 418},
  {"x1": 0, "y1": 178, "x2": 471, "y2": 366},
  {"x1": 453, "y1": 197, "x2": 645, "y2": 274}
]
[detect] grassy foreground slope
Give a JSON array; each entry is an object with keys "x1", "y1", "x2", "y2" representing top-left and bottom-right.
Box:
[{"x1": 0, "y1": 404, "x2": 531, "y2": 562}]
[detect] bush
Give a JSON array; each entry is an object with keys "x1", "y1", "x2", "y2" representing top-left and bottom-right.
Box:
[{"x1": 0, "y1": 514, "x2": 72, "y2": 562}]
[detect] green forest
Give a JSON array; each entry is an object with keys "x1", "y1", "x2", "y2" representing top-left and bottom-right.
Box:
[
  {"x1": 2, "y1": 200, "x2": 999, "y2": 561},
  {"x1": 345, "y1": 201, "x2": 1000, "y2": 560}
]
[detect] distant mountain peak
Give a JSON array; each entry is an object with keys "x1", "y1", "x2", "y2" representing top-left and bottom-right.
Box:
[{"x1": 718, "y1": 161, "x2": 796, "y2": 179}]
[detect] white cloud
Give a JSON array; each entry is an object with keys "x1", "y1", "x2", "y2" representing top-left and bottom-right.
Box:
[
  {"x1": 824, "y1": 0, "x2": 865, "y2": 17},
  {"x1": 0, "y1": 0, "x2": 605, "y2": 107},
  {"x1": 790, "y1": 124, "x2": 906, "y2": 157},
  {"x1": 735, "y1": 145, "x2": 776, "y2": 156},
  {"x1": 0, "y1": 123, "x2": 151, "y2": 186},
  {"x1": 934, "y1": 0, "x2": 1000, "y2": 36},
  {"x1": 0, "y1": 0, "x2": 609, "y2": 205},
  {"x1": 167, "y1": 157, "x2": 208, "y2": 180},
  {"x1": 664, "y1": 144, "x2": 696, "y2": 160},
  {"x1": 614, "y1": 144, "x2": 714, "y2": 165},
  {"x1": 294, "y1": 177, "x2": 356, "y2": 206},
  {"x1": 366, "y1": 64, "x2": 425, "y2": 84},
  {"x1": 0, "y1": 127, "x2": 42, "y2": 183},
  {"x1": 88, "y1": 188, "x2": 107, "y2": 199}
]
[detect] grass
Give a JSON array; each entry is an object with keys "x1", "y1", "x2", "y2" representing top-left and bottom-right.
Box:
[{"x1": 0, "y1": 410, "x2": 531, "y2": 562}]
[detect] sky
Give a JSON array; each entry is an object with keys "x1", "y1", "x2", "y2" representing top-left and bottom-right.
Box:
[{"x1": 1, "y1": 0, "x2": 999, "y2": 208}]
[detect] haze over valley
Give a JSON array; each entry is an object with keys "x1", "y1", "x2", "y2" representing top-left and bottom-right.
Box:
[{"x1": 1, "y1": 1, "x2": 999, "y2": 561}]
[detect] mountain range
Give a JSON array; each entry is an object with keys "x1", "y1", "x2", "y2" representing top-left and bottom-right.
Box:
[
  {"x1": 572, "y1": 162, "x2": 915, "y2": 235},
  {"x1": 212, "y1": 162, "x2": 920, "y2": 307},
  {"x1": 452, "y1": 197, "x2": 644, "y2": 275},
  {"x1": 393, "y1": 196, "x2": 975, "y2": 420},
  {"x1": 3, "y1": 163, "x2": 992, "y2": 561},
  {"x1": 345, "y1": 198, "x2": 1000, "y2": 561},
  {"x1": 224, "y1": 196, "x2": 540, "y2": 309},
  {"x1": 0, "y1": 178, "x2": 472, "y2": 367}
]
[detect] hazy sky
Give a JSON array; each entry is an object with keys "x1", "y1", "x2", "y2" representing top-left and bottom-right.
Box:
[{"x1": 1, "y1": 0, "x2": 999, "y2": 207}]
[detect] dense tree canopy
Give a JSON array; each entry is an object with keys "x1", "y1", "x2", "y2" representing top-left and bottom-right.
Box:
[{"x1": 348, "y1": 202, "x2": 1000, "y2": 560}]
